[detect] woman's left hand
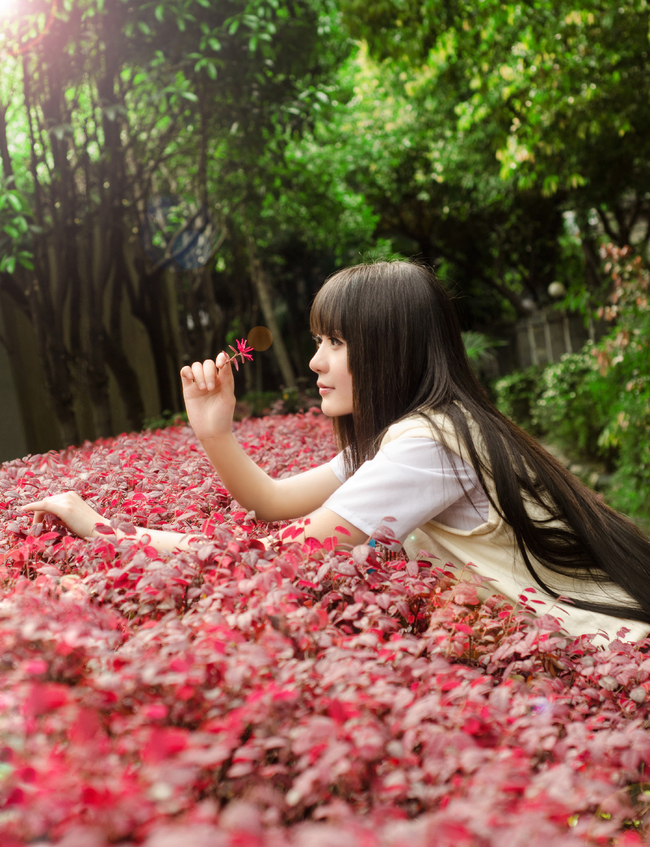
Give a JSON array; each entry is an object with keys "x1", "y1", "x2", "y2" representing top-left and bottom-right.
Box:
[{"x1": 20, "y1": 491, "x2": 109, "y2": 538}]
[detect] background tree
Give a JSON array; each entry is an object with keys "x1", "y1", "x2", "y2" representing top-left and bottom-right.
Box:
[
  {"x1": 0, "y1": 0, "x2": 360, "y2": 448},
  {"x1": 333, "y1": 0, "x2": 650, "y2": 318},
  {"x1": 3, "y1": 0, "x2": 650, "y2": 453}
]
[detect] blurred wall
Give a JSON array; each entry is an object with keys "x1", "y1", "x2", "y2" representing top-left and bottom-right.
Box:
[
  {"x1": 0, "y1": 290, "x2": 164, "y2": 462},
  {"x1": 514, "y1": 308, "x2": 607, "y2": 369},
  {"x1": 0, "y1": 328, "x2": 28, "y2": 463}
]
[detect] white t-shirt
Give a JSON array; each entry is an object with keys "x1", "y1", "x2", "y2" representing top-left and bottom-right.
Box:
[{"x1": 324, "y1": 437, "x2": 490, "y2": 551}]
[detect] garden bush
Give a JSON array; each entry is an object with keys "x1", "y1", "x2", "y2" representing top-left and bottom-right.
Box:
[
  {"x1": 531, "y1": 345, "x2": 614, "y2": 461},
  {"x1": 593, "y1": 245, "x2": 650, "y2": 518},
  {"x1": 2, "y1": 410, "x2": 650, "y2": 845},
  {"x1": 493, "y1": 366, "x2": 545, "y2": 436},
  {"x1": 145, "y1": 385, "x2": 320, "y2": 431},
  {"x1": 493, "y1": 351, "x2": 614, "y2": 462},
  {"x1": 496, "y1": 245, "x2": 650, "y2": 522}
]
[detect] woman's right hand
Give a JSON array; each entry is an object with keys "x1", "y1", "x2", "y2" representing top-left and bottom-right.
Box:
[
  {"x1": 180, "y1": 351, "x2": 236, "y2": 442},
  {"x1": 20, "y1": 491, "x2": 109, "y2": 538}
]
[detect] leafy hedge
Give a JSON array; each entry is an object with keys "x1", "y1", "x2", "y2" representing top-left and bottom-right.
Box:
[
  {"x1": 494, "y1": 245, "x2": 650, "y2": 521},
  {"x1": 493, "y1": 346, "x2": 613, "y2": 461},
  {"x1": 2, "y1": 410, "x2": 650, "y2": 845}
]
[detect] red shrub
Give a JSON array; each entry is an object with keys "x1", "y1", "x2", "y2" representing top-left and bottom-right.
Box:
[{"x1": 1, "y1": 408, "x2": 650, "y2": 845}]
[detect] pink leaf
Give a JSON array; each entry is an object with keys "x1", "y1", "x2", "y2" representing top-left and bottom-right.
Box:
[{"x1": 322, "y1": 535, "x2": 338, "y2": 551}]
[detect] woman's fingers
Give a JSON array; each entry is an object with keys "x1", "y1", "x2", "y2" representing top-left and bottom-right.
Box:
[
  {"x1": 181, "y1": 354, "x2": 233, "y2": 394},
  {"x1": 21, "y1": 498, "x2": 56, "y2": 514},
  {"x1": 21, "y1": 499, "x2": 61, "y2": 529},
  {"x1": 217, "y1": 352, "x2": 235, "y2": 384},
  {"x1": 20, "y1": 492, "x2": 106, "y2": 539},
  {"x1": 202, "y1": 358, "x2": 218, "y2": 391},
  {"x1": 22, "y1": 493, "x2": 75, "y2": 521},
  {"x1": 23, "y1": 507, "x2": 45, "y2": 525},
  {"x1": 191, "y1": 361, "x2": 208, "y2": 390}
]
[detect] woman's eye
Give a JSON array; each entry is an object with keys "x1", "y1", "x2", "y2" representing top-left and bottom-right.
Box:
[{"x1": 312, "y1": 335, "x2": 343, "y2": 347}]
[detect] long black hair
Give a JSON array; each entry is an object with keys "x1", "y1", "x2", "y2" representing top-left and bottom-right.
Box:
[{"x1": 310, "y1": 259, "x2": 650, "y2": 623}]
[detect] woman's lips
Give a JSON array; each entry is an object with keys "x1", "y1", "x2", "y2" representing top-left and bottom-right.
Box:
[{"x1": 318, "y1": 387, "x2": 333, "y2": 394}]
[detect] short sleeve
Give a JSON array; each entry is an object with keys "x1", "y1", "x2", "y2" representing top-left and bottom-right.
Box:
[
  {"x1": 323, "y1": 438, "x2": 489, "y2": 551},
  {"x1": 328, "y1": 450, "x2": 348, "y2": 484}
]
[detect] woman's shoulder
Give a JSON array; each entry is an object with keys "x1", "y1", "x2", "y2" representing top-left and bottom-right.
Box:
[{"x1": 380, "y1": 406, "x2": 461, "y2": 448}]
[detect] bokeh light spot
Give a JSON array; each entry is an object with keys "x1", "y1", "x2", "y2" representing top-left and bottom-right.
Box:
[
  {"x1": 247, "y1": 326, "x2": 273, "y2": 352},
  {"x1": 1, "y1": 0, "x2": 57, "y2": 55}
]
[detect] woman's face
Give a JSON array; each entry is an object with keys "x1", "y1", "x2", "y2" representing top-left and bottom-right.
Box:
[{"x1": 309, "y1": 334, "x2": 353, "y2": 417}]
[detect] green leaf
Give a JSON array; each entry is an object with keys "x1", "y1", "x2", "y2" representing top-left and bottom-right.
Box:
[
  {"x1": 543, "y1": 175, "x2": 559, "y2": 196},
  {"x1": 4, "y1": 225, "x2": 20, "y2": 239},
  {"x1": 154, "y1": 5, "x2": 164, "y2": 23},
  {"x1": 18, "y1": 253, "x2": 34, "y2": 270},
  {"x1": 208, "y1": 37, "x2": 221, "y2": 51}
]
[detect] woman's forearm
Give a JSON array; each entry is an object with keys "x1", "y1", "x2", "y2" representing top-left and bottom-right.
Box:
[
  {"x1": 197, "y1": 431, "x2": 278, "y2": 521},
  {"x1": 131, "y1": 526, "x2": 199, "y2": 552},
  {"x1": 21, "y1": 490, "x2": 275, "y2": 555},
  {"x1": 99, "y1": 525, "x2": 271, "y2": 554}
]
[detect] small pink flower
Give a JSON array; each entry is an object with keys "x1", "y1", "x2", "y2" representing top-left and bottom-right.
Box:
[
  {"x1": 236, "y1": 338, "x2": 254, "y2": 361},
  {"x1": 226, "y1": 338, "x2": 254, "y2": 372}
]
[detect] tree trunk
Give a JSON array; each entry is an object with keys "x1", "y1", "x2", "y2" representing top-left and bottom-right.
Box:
[
  {"x1": 245, "y1": 232, "x2": 296, "y2": 390},
  {"x1": 27, "y1": 288, "x2": 80, "y2": 446},
  {"x1": 133, "y1": 263, "x2": 183, "y2": 413},
  {"x1": 0, "y1": 103, "x2": 14, "y2": 181},
  {"x1": 103, "y1": 331, "x2": 145, "y2": 431}
]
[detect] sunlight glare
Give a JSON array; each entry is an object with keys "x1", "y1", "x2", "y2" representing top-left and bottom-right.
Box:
[{"x1": 0, "y1": 0, "x2": 17, "y2": 18}]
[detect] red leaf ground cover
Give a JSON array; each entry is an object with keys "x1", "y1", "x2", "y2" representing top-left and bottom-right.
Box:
[{"x1": 1, "y1": 408, "x2": 650, "y2": 845}]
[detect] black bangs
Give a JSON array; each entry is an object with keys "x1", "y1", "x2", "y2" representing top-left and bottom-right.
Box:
[{"x1": 310, "y1": 272, "x2": 348, "y2": 339}]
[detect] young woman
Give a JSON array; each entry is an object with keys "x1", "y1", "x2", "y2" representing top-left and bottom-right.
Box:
[{"x1": 22, "y1": 261, "x2": 650, "y2": 643}]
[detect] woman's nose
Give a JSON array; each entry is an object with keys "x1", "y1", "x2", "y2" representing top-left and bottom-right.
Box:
[{"x1": 309, "y1": 349, "x2": 327, "y2": 373}]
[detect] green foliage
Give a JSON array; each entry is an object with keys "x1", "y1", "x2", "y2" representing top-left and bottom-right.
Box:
[
  {"x1": 462, "y1": 331, "x2": 505, "y2": 366},
  {"x1": 143, "y1": 385, "x2": 319, "y2": 430},
  {"x1": 238, "y1": 386, "x2": 319, "y2": 417},
  {"x1": 299, "y1": 36, "x2": 567, "y2": 325},
  {"x1": 143, "y1": 409, "x2": 189, "y2": 431},
  {"x1": 532, "y1": 345, "x2": 612, "y2": 459},
  {"x1": 3, "y1": 0, "x2": 650, "y2": 459},
  {"x1": 237, "y1": 390, "x2": 280, "y2": 417},
  {"x1": 340, "y1": 0, "x2": 650, "y2": 199},
  {"x1": 604, "y1": 377, "x2": 650, "y2": 517},
  {"x1": 0, "y1": 183, "x2": 34, "y2": 274},
  {"x1": 0, "y1": 0, "x2": 364, "y2": 448},
  {"x1": 334, "y1": 0, "x2": 650, "y2": 325},
  {"x1": 591, "y1": 245, "x2": 650, "y2": 516},
  {"x1": 493, "y1": 366, "x2": 545, "y2": 436},
  {"x1": 495, "y1": 247, "x2": 650, "y2": 520},
  {"x1": 268, "y1": 384, "x2": 320, "y2": 415}
]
